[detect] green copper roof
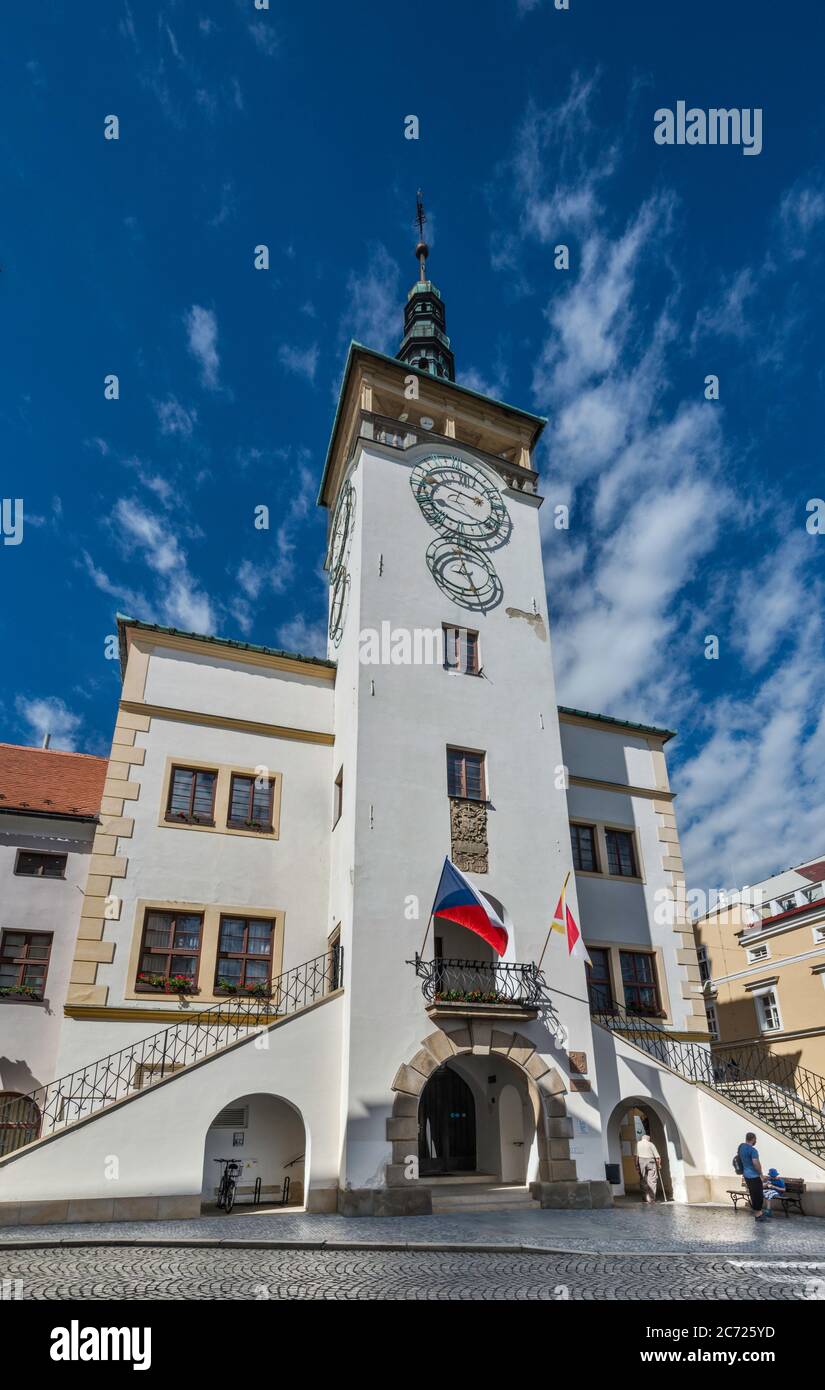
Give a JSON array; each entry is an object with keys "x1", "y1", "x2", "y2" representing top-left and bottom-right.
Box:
[
  {"x1": 558, "y1": 705, "x2": 676, "y2": 743},
  {"x1": 116, "y1": 614, "x2": 336, "y2": 679}
]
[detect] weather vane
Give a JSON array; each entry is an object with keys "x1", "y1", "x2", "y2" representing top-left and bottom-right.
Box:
[{"x1": 415, "y1": 189, "x2": 429, "y2": 281}]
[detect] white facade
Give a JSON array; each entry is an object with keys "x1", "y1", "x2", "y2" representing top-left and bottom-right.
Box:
[
  {"x1": 0, "y1": 811, "x2": 96, "y2": 1096},
  {"x1": 2, "y1": 343, "x2": 824, "y2": 1222}
]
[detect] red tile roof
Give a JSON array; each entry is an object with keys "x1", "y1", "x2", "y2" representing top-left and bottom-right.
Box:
[
  {"x1": 0, "y1": 743, "x2": 108, "y2": 819},
  {"x1": 799, "y1": 859, "x2": 825, "y2": 884}
]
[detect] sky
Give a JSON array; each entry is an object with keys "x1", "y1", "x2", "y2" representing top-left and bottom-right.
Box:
[{"x1": 1, "y1": 0, "x2": 824, "y2": 895}]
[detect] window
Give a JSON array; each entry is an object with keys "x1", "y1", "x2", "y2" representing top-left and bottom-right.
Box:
[
  {"x1": 165, "y1": 766, "x2": 217, "y2": 825},
  {"x1": 813, "y1": 924, "x2": 825, "y2": 944},
  {"x1": 620, "y1": 951, "x2": 662, "y2": 1016},
  {"x1": 586, "y1": 948, "x2": 614, "y2": 1012},
  {"x1": 447, "y1": 747, "x2": 486, "y2": 801},
  {"x1": 0, "y1": 931, "x2": 52, "y2": 999},
  {"x1": 215, "y1": 917, "x2": 274, "y2": 994},
  {"x1": 571, "y1": 824, "x2": 598, "y2": 873},
  {"x1": 227, "y1": 774, "x2": 274, "y2": 831},
  {"x1": 328, "y1": 925, "x2": 342, "y2": 992},
  {"x1": 801, "y1": 884, "x2": 823, "y2": 904},
  {"x1": 333, "y1": 767, "x2": 344, "y2": 828},
  {"x1": 697, "y1": 944, "x2": 711, "y2": 984},
  {"x1": 14, "y1": 850, "x2": 67, "y2": 879},
  {"x1": 136, "y1": 911, "x2": 202, "y2": 988},
  {"x1": 443, "y1": 625, "x2": 480, "y2": 675},
  {"x1": 776, "y1": 895, "x2": 796, "y2": 914},
  {"x1": 755, "y1": 989, "x2": 781, "y2": 1033},
  {"x1": 605, "y1": 829, "x2": 638, "y2": 878},
  {"x1": 746, "y1": 943, "x2": 770, "y2": 963},
  {"x1": 0, "y1": 1092, "x2": 40, "y2": 1157},
  {"x1": 705, "y1": 1001, "x2": 720, "y2": 1041}
]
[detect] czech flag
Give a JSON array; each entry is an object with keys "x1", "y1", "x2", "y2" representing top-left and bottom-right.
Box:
[
  {"x1": 432, "y1": 857, "x2": 508, "y2": 957},
  {"x1": 551, "y1": 872, "x2": 591, "y2": 965}
]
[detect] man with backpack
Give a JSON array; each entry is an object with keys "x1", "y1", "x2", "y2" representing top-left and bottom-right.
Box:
[{"x1": 734, "y1": 1131, "x2": 765, "y2": 1220}]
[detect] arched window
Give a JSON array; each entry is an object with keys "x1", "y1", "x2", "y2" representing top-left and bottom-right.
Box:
[{"x1": 0, "y1": 1092, "x2": 40, "y2": 1156}]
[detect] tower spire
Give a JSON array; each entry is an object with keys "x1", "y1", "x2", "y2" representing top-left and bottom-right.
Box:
[{"x1": 396, "y1": 190, "x2": 455, "y2": 382}]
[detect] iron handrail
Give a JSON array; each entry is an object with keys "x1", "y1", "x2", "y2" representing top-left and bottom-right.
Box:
[
  {"x1": 409, "y1": 953, "x2": 548, "y2": 1007},
  {"x1": 593, "y1": 999, "x2": 825, "y2": 1153},
  {"x1": 0, "y1": 948, "x2": 343, "y2": 1158}
]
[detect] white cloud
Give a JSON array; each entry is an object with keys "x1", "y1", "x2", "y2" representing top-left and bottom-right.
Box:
[
  {"x1": 339, "y1": 243, "x2": 401, "y2": 355},
  {"x1": 275, "y1": 615, "x2": 327, "y2": 658},
  {"x1": 105, "y1": 498, "x2": 217, "y2": 633},
  {"x1": 15, "y1": 696, "x2": 83, "y2": 752},
  {"x1": 277, "y1": 343, "x2": 319, "y2": 384},
  {"x1": 185, "y1": 305, "x2": 220, "y2": 389},
  {"x1": 154, "y1": 395, "x2": 197, "y2": 438},
  {"x1": 249, "y1": 21, "x2": 280, "y2": 57}
]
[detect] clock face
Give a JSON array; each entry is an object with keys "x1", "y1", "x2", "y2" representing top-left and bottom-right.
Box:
[
  {"x1": 328, "y1": 569, "x2": 350, "y2": 647},
  {"x1": 327, "y1": 478, "x2": 355, "y2": 647},
  {"x1": 410, "y1": 456, "x2": 509, "y2": 545},
  {"x1": 426, "y1": 539, "x2": 503, "y2": 613},
  {"x1": 327, "y1": 478, "x2": 355, "y2": 582}
]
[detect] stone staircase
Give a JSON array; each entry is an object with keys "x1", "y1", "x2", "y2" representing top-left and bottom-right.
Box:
[
  {"x1": 428, "y1": 1174, "x2": 536, "y2": 1214},
  {"x1": 715, "y1": 1080, "x2": 825, "y2": 1157}
]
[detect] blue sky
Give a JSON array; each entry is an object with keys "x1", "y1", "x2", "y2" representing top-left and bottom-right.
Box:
[{"x1": 2, "y1": 0, "x2": 824, "y2": 891}]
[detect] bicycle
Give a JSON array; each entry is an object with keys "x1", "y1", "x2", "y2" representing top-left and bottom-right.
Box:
[{"x1": 213, "y1": 1157, "x2": 243, "y2": 1213}]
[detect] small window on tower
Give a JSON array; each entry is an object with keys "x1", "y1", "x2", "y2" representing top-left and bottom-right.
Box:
[
  {"x1": 447, "y1": 747, "x2": 486, "y2": 802},
  {"x1": 443, "y1": 626, "x2": 480, "y2": 675}
]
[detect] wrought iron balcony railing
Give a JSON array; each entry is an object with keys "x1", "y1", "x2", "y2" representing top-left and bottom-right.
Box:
[
  {"x1": 0, "y1": 949, "x2": 342, "y2": 1159},
  {"x1": 592, "y1": 999, "x2": 825, "y2": 1157},
  {"x1": 409, "y1": 953, "x2": 547, "y2": 1008}
]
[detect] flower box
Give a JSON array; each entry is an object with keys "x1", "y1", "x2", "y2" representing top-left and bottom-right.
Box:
[
  {"x1": 136, "y1": 973, "x2": 200, "y2": 996},
  {"x1": 215, "y1": 981, "x2": 273, "y2": 1000},
  {"x1": 0, "y1": 986, "x2": 44, "y2": 1002}
]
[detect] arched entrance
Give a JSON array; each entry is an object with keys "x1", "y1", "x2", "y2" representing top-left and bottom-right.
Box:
[
  {"x1": 416, "y1": 1053, "x2": 534, "y2": 1184},
  {"x1": 611, "y1": 1100, "x2": 674, "y2": 1202},
  {"x1": 419, "y1": 1065, "x2": 476, "y2": 1175},
  {"x1": 201, "y1": 1091, "x2": 305, "y2": 1212}
]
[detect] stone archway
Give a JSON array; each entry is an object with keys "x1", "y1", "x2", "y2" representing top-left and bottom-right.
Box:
[
  {"x1": 387, "y1": 1019, "x2": 575, "y2": 1192},
  {"x1": 605, "y1": 1095, "x2": 680, "y2": 1203}
]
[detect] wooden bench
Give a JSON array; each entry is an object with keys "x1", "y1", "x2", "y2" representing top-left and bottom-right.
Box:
[{"x1": 727, "y1": 1178, "x2": 805, "y2": 1216}]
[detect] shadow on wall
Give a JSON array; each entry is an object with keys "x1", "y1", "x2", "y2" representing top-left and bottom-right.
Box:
[{"x1": 0, "y1": 1057, "x2": 43, "y2": 1095}]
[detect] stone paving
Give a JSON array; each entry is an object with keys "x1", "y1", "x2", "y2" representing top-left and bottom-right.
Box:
[
  {"x1": 2, "y1": 1203, "x2": 825, "y2": 1259},
  {"x1": 2, "y1": 1244, "x2": 824, "y2": 1300}
]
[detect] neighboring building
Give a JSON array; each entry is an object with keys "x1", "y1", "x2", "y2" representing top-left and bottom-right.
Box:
[
  {"x1": 1, "y1": 211, "x2": 824, "y2": 1222},
  {"x1": 694, "y1": 856, "x2": 825, "y2": 1081},
  {"x1": 0, "y1": 743, "x2": 107, "y2": 1152}
]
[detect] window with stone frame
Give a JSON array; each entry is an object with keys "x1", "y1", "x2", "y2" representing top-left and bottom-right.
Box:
[
  {"x1": 0, "y1": 931, "x2": 52, "y2": 999},
  {"x1": 14, "y1": 850, "x2": 67, "y2": 879},
  {"x1": 447, "y1": 747, "x2": 486, "y2": 801},
  {"x1": 571, "y1": 823, "x2": 598, "y2": 873},
  {"x1": 136, "y1": 911, "x2": 203, "y2": 990},
  {"x1": 619, "y1": 950, "x2": 663, "y2": 1017},
  {"x1": 443, "y1": 625, "x2": 480, "y2": 675},
  {"x1": 227, "y1": 773, "x2": 274, "y2": 831},
  {"x1": 605, "y1": 827, "x2": 638, "y2": 877},
  {"x1": 586, "y1": 947, "x2": 614, "y2": 1013},
  {"x1": 215, "y1": 917, "x2": 274, "y2": 994},
  {"x1": 165, "y1": 766, "x2": 217, "y2": 825}
]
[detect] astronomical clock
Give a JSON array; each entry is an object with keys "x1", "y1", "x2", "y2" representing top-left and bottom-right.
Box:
[{"x1": 409, "y1": 456, "x2": 509, "y2": 611}]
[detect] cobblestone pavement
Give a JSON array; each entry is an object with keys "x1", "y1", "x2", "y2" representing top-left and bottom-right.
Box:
[
  {"x1": 1, "y1": 1244, "x2": 824, "y2": 1300},
  {"x1": 2, "y1": 1204, "x2": 825, "y2": 1259}
]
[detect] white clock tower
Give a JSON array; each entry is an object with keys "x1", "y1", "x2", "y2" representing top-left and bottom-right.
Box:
[{"x1": 319, "y1": 199, "x2": 611, "y2": 1213}]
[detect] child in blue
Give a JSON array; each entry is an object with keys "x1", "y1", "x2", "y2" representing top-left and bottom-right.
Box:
[{"x1": 763, "y1": 1168, "x2": 786, "y2": 1217}]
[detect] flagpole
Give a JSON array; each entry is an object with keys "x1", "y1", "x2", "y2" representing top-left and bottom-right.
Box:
[
  {"x1": 537, "y1": 870, "x2": 570, "y2": 972},
  {"x1": 419, "y1": 856, "x2": 449, "y2": 959}
]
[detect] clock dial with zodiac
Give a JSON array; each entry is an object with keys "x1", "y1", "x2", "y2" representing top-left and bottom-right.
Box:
[
  {"x1": 410, "y1": 456, "x2": 510, "y2": 545},
  {"x1": 411, "y1": 454, "x2": 508, "y2": 611},
  {"x1": 426, "y1": 538, "x2": 503, "y2": 612},
  {"x1": 328, "y1": 478, "x2": 355, "y2": 647}
]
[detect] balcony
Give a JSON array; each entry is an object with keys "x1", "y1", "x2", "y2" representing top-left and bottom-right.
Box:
[{"x1": 408, "y1": 953, "x2": 547, "y2": 1022}]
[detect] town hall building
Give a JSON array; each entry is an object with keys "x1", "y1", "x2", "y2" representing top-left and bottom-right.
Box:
[{"x1": 1, "y1": 211, "x2": 824, "y2": 1223}]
